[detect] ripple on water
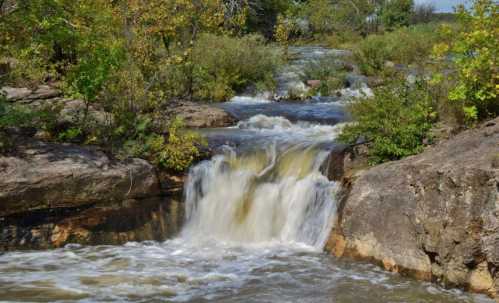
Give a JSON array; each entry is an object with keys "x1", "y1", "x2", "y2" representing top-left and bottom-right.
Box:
[{"x1": 0, "y1": 240, "x2": 494, "y2": 302}]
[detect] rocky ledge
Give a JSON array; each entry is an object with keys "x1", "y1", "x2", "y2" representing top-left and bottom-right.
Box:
[
  {"x1": 1, "y1": 86, "x2": 238, "y2": 130},
  {"x1": 0, "y1": 140, "x2": 185, "y2": 251},
  {"x1": 327, "y1": 118, "x2": 499, "y2": 298}
]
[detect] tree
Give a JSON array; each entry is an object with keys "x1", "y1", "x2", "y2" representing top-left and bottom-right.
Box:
[
  {"x1": 445, "y1": 0, "x2": 499, "y2": 122},
  {"x1": 380, "y1": 0, "x2": 414, "y2": 30},
  {"x1": 246, "y1": 0, "x2": 291, "y2": 38},
  {"x1": 305, "y1": 0, "x2": 336, "y2": 33},
  {"x1": 411, "y1": 3, "x2": 435, "y2": 24}
]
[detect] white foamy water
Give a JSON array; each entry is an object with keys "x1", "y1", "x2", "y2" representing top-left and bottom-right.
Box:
[
  {"x1": 235, "y1": 114, "x2": 347, "y2": 140},
  {"x1": 230, "y1": 96, "x2": 272, "y2": 104},
  {"x1": 182, "y1": 143, "x2": 339, "y2": 249},
  {"x1": 0, "y1": 239, "x2": 490, "y2": 302}
]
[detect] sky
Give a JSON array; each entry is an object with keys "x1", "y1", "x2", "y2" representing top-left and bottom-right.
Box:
[{"x1": 414, "y1": 0, "x2": 471, "y2": 12}]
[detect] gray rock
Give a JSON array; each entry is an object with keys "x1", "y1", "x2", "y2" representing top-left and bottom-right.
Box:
[
  {"x1": 1, "y1": 85, "x2": 62, "y2": 102},
  {"x1": 0, "y1": 141, "x2": 160, "y2": 217},
  {"x1": 1, "y1": 86, "x2": 32, "y2": 101},
  {"x1": 159, "y1": 101, "x2": 237, "y2": 129},
  {"x1": 328, "y1": 117, "x2": 499, "y2": 298},
  {"x1": 26, "y1": 85, "x2": 62, "y2": 100},
  {"x1": 58, "y1": 99, "x2": 112, "y2": 126},
  {"x1": 0, "y1": 140, "x2": 184, "y2": 250},
  {"x1": 345, "y1": 73, "x2": 368, "y2": 89}
]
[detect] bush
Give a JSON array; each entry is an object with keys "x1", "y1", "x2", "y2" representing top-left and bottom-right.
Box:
[
  {"x1": 191, "y1": 34, "x2": 283, "y2": 101},
  {"x1": 353, "y1": 23, "x2": 450, "y2": 75},
  {"x1": 339, "y1": 78, "x2": 436, "y2": 164},
  {"x1": 380, "y1": 0, "x2": 414, "y2": 30},
  {"x1": 118, "y1": 116, "x2": 202, "y2": 172},
  {"x1": 444, "y1": 0, "x2": 499, "y2": 122},
  {"x1": 301, "y1": 54, "x2": 349, "y2": 95},
  {"x1": 0, "y1": 97, "x2": 59, "y2": 153}
]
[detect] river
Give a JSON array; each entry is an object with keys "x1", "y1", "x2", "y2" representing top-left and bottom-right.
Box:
[{"x1": 0, "y1": 47, "x2": 493, "y2": 303}]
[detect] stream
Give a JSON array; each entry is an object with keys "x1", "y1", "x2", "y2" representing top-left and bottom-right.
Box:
[{"x1": 0, "y1": 47, "x2": 493, "y2": 303}]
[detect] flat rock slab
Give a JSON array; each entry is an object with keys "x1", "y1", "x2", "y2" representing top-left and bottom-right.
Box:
[
  {"x1": 1, "y1": 85, "x2": 62, "y2": 102},
  {"x1": 0, "y1": 141, "x2": 160, "y2": 217}
]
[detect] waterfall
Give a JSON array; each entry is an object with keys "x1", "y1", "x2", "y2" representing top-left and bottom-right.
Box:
[{"x1": 182, "y1": 141, "x2": 340, "y2": 250}]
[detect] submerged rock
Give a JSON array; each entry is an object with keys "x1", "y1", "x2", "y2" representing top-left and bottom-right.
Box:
[
  {"x1": 327, "y1": 118, "x2": 499, "y2": 298},
  {"x1": 0, "y1": 140, "x2": 184, "y2": 250}
]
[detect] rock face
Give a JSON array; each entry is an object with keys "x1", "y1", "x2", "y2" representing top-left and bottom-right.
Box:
[
  {"x1": 0, "y1": 140, "x2": 184, "y2": 250},
  {"x1": 327, "y1": 118, "x2": 499, "y2": 298}
]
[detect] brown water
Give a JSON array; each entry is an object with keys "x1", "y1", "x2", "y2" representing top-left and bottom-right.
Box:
[{"x1": 0, "y1": 240, "x2": 493, "y2": 303}]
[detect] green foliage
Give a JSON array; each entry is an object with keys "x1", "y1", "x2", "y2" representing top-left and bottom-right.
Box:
[
  {"x1": 0, "y1": 1, "x2": 120, "y2": 86},
  {"x1": 57, "y1": 127, "x2": 83, "y2": 142},
  {"x1": 304, "y1": 0, "x2": 336, "y2": 33},
  {"x1": 445, "y1": 0, "x2": 499, "y2": 121},
  {"x1": 191, "y1": 33, "x2": 282, "y2": 101},
  {"x1": 246, "y1": 0, "x2": 292, "y2": 38},
  {"x1": 353, "y1": 35, "x2": 392, "y2": 76},
  {"x1": 0, "y1": 100, "x2": 32, "y2": 130},
  {"x1": 67, "y1": 45, "x2": 125, "y2": 103},
  {"x1": 0, "y1": 96, "x2": 59, "y2": 153},
  {"x1": 118, "y1": 116, "x2": 201, "y2": 172},
  {"x1": 380, "y1": 0, "x2": 415, "y2": 30},
  {"x1": 0, "y1": 0, "x2": 252, "y2": 171},
  {"x1": 353, "y1": 23, "x2": 449, "y2": 75},
  {"x1": 281, "y1": 0, "x2": 375, "y2": 42},
  {"x1": 339, "y1": 79, "x2": 436, "y2": 164},
  {"x1": 302, "y1": 54, "x2": 349, "y2": 95},
  {"x1": 156, "y1": 117, "x2": 201, "y2": 171}
]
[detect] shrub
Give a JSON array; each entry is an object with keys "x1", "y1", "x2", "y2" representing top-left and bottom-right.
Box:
[
  {"x1": 304, "y1": 0, "x2": 336, "y2": 33},
  {"x1": 380, "y1": 0, "x2": 414, "y2": 30},
  {"x1": 339, "y1": 78, "x2": 436, "y2": 164},
  {"x1": 0, "y1": 96, "x2": 59, "y2": 153},
  {"x1": 301, "y1": 54, "x2": 349, "y2": 95},
  {"x1": 191, "y1": 33, "x2": 283, "y2": 101},
  {"x1": 445, "y1": 0, "x2": 499, "y2": 122},
  {"x1": 353, "y1": 23, "x2": 449, "y2": 75},
  {"x1": 118, "y1": 116, "x2": 202, "y2": 172}
]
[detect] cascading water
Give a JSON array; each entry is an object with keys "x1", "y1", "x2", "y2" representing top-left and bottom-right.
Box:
[
  {"x1": 0, "y1": 47, "x2": 491, "y2": 303},
  {"x1": 182, "y1": 143, "x2": 339, "y2": 249}
]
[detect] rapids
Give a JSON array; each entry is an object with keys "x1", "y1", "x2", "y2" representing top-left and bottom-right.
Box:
[{"x1": 0, "y1": 47, "x2": 493, "y2": 303}]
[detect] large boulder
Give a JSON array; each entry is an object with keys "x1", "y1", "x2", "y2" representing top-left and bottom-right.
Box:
[
  {"x1": 1, "y1": 85, "x2": 62, "y2": 102},
  {"x1": 0, "y1": 140, "x2": 184, "y2": 250},
  {"x1": 1, "y1": 86, "x2": 110, "y2": 128},
  {"x1": 327, "y1": 118, "x2": 499, "y2": 298},
  {"x1": 159, "y1": 101, "x2": 237, "y2": 129}
]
